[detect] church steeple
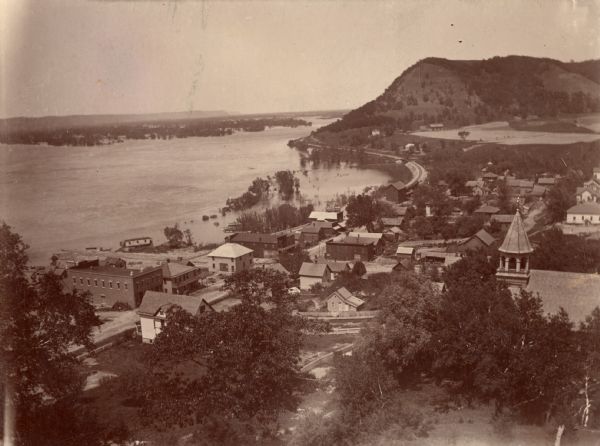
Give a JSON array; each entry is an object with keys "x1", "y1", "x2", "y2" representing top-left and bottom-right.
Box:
[{"x1": 496, "y1": 210, "x2": 533, "y2": 288}]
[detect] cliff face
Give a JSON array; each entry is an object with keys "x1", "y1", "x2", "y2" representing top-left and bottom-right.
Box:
[{"x1": 319, "y1": 56, "x2": 600, "y2": 133}]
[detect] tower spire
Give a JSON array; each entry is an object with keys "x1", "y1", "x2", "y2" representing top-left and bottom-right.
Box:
[{"x1": 496, "y1": 209, "x2": 533, "y2": 288}]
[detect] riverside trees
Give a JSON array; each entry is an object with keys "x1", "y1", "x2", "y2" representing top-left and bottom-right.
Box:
[{"x1": 0, "y1": 223, "x2": 126, "y2": 446}]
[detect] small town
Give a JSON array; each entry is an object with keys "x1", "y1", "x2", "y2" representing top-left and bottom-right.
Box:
[{"x1": 2, "y1": 1, "x2": 600, "y2": 446}]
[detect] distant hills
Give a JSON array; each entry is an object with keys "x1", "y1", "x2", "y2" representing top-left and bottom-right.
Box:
[
  {"x1": 0, "y1": 110, "x2": 230, "y2": 134},
  {"x1": 319, "y1": 56, "x2": 600, "y2": 133}
]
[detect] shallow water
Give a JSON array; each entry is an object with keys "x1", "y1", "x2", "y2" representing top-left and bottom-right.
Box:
[{"x1": 0, "y1": 117, "x2": 391, "y2": 264}]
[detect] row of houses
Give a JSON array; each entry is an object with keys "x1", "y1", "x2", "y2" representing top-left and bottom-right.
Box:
[
  {"x1": 465, "y1": 173, "x2": 553, "y2": 201},
  {"x1": 567, "y1": 167, "x2": 600, "y2": 225}
]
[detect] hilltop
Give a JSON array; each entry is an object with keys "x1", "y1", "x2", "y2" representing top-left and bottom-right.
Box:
[{"x1": 319, "y1": 56, "x2": 600, "y2": 133}]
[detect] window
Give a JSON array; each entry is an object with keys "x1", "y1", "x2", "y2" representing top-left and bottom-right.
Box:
[
  {"x1": 80, "y1": 278, "x2": 83, "y2": 285},
  {"x1": 102, "y1": 280, "x2": 105, "y2": 288},
  {"x1": 124, "y1": 283, "x2": 128, "y2": 290},
  {"x1": 72, "y1": 277, "x2": 76, "y2": 284},
  {"x1": 212, "y1": 264, "x2": 215, "y2": 270},
  {"x1": 87, "y1": 279, "x2": 91, "y2": 286},
  {"x1": 94, "y1": 279, "x2": 98, "y2": 287},
  {"x1": 219, "y1": 263, "x2": 229, "y2": 272},
  {"x1": 117, "y1": 282, "x2": 120, "y2": 289},
  {"x1": 109, "y1": 281, "x2": 113, "y2": 288}
]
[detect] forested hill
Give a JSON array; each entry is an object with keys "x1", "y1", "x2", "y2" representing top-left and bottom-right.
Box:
[{"x1": 320, "y1": 56, "x2": 600, "y2": 133}]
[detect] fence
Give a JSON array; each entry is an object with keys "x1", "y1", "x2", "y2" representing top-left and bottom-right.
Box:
[{"x1": 297, "y1": 310, "x2": 379, "y2": 319}]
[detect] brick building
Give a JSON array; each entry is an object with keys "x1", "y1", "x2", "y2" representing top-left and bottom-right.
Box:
[
  {"x1": 65, "y1": 264, "x2": 163, "y2": 308},
  {"x1": 226, "y1": 232, "x2": 295, "y2": 258}
]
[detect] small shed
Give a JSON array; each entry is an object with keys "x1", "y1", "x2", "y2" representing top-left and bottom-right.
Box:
[{"x1": 326, "y1": 287, "x2": 365, "y2": 312}]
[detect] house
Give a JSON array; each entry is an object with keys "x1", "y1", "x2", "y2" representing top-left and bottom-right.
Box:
[
  {"x1": 326, "y1": 287, "x2": 365, "y2": 312},
  {"x1": 161, "y1": 261, "x2": 205, "y2": 295},
  {"x1": 370, "y1": 129, "x2": 381, "y2": 137},
  {"x1": 576, "y1": 186, "x2": 600, "y2": 203},
  {"x1": 137, "y1": 291, "x2": 214, "y2": 343},
  {"x1": 384, "y1": 181, "x2": 407, "y2": 203},
  {"x1": 594, "y1": 167, "x2": 600, "y2": 182},
  {"x1": 393, "y1": 258, "x2": 413, "y2": 272},
  {"x1": 452, "y1": 229, "x2": 496, "y2": 253},
  {"x1": 308, "y1": 210, "x2": 343, "y2": 222},
  {"x1": 226, "y1": 232, "x2": 295, "y2": 258},
  {"x1": 482, "y1": 172, "x2": 498, "y2": 182},
  {"x1": 530, "y1": 184, "x2": 547, "y2": 199},
  {"x1": 429, "y1": 123, "x2": 444, "y2": 131},
  {"x1": 565, "y1": 202, "x2": 600, "y2": 225},
  {"x1": 64, "y1": 264, "x2": 163, "y2": 308},
  {"x1": 465, "y1": 180, "x2": 485, "y2": 196},
  {"x1": 396, "y1": 246, "x2": 415, "y2": 260},
  {"x1": 207, "y1": 243, "x2": 254, "y2": 274},
  {"x1": 537, "y1": 177, "x2": 556, "y2": 186},
  {"x1": 119, "y1": 236, "x2": 153, "y2": 251},
  {"x1": 299, "y1": 262, "x2": 332, "y2": 290},
  {"x1": 300, "y1": 224, "x2": 327, "y2": 246},
  {"x1": 489, "y1": 214, "x2": 514, "y2": 231},
  {"x1": 394, "y1": 206, "x2": 409, "y2": 217},
  {"x1": 254, "y1": 261, "x2": 290, "y2": 277},
  {"x1": 380, "y1": 217, "x2": 403, "y2": 229},
  {"x1": 325, "y1": 261, "x2": 351, "y2": 280},
  {"x1": 506, "y1": 178, "x2": 534, "y2": 198},
  {"x1": 326, "y1": 235, "x2": 378, "y2": 261},
  {"x1": 474, "y1": 205, "x2": 500, "y2": 220}
]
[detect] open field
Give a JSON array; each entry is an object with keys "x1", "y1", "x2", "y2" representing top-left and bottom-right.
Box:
[{"x1": 413, "y1": 120, "x2": 600, "y2": 145}]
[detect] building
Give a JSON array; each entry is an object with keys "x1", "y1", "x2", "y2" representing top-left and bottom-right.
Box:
[
  {"x1": 576, "y1": 186, "x2": 600, "y2": 203},
  {"x1": 299, "y1": 262, "x2": 332, "y2": 290},
  {"x1": 325, "y1": 261, "x2": 351, "y2": 280},
  {"x1": 495, "y1": 211, "x2": 600, "y2": 324},
  {"x1": 537, "y1": 177, "x2": 556, "y2": 186},
  {"x1": 529, "y1": 184, "x2": 547, "y2": 199},
  {"x1": 308, "y1": 210, "x2": 343, "y2": 222},
  {"x1": 226, "y1": 232, "x2": 295, "y2": 258},
  {"x1": 396, "y1": 246, "x2": 415, "y2": 260},
  {"x1": 489, "y1": 214, "x2": 514, "y2": 231},
  {"x1": 482, "y1": 172, "x2": 498, "y2": 182},
  {"x1": 326, "y1": 287, "x2": 365, "y2": 312},
  {"x1": 119, "y1": 236, "x2": 153, "y2": 251},
  {"x1": 383, "y1": 181, "x2": 407, "y2": 203},
  {"x1": 495, "y1": 211, "x2": 534, "y2": 288},
  {"x1": 254, "y1": 262, "x2": 290, "y2": 277},
  {"x1": 565, "y1": 202, "x2": 600, "y2": 225},
  {"x1": 452, "y1": 229, "x2": 496, "y2": 253},
  {"x1": 429, "y1": 123, "x2": 444, "y2": 131},
  {"x1": 380, "y1": 217, "x2": 403, "y2": 229},
  {"x1": 326, "y1": 235, "x2": 379, "y2": 261},
  {"x1": 465, "y1": 180, "x2": 485, "y2": 196},
  {"x1": 474, "y1": 205, "x2": 500, "y2": 220},
  {"x1": 137, "y1": 291, "x2": 214, "y2": 343},
  {"x1": 65, "y1": 264, "x2": 163, "y2": 308},
  {"x1": 161, "y1": 261, "x2": 205, "y2": 295},
  {"x1": 300, "y1": 224, "x2": 327, "y2": 246},
  {"x1": 206, "y1": 243, "x2": 254, "y2": 274},
  {"x1": 506, "y1": 178, "x2": 534, "y2": 198}
]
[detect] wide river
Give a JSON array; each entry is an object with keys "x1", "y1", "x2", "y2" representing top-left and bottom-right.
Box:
[{"x1": 0, "y1": 117, "x2": 392, "y2": 264}]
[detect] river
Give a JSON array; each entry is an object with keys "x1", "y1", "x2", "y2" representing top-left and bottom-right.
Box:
[{"x1": 0, "y1": 117, "x2": 392, "y2": 264}]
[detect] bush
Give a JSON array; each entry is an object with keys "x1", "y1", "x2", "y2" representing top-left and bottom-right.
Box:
[{"x1": 111, "y1": 301, "x2": 132, "y2": 311}]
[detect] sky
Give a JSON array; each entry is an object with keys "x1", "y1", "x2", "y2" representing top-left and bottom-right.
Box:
[{"x1": 1, "y1": 0, "x2": 599, "y2": 118}]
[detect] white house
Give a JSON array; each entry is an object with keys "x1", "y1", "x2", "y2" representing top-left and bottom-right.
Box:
[
  {"x1": 137, "y1": 291, "x2": 214, "y2": 343},
  {"x1": 206, "y1": 243, "x2": 253, "y2": 274},
  {"x1": 396, "y1": 246, "x2": 415, "y2": 260},
  {"x1": 576, "y1": 187, "x2": 600, "y2": 203},
  {"x1": 308, "y1": 210, "x2": 343, "y2": 222},
  {"x1": 299, "y1": 262, "x2": 332, "y2": 290},
  {"x1": 326, "y1": 287, "x2": 365, "y2": 312},
  {"x1": 566, "y1": 202, "x2": 600, "y2": 225}
]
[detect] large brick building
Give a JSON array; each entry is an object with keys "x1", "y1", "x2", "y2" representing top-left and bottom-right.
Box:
[
  {"x1": 64, "y1": 264, "x2": 163, "y2": 308},
  {"x1": 226, "y1": 232, "x2": 295, "y2": 258},
  {"x1": 326, "y1": 235, "x2": 379, "y2": 261}
]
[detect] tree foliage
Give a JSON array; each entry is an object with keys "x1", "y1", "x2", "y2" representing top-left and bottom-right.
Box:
[{"x1": 346, "y1": 194, "x2": 382, "y2": 232}]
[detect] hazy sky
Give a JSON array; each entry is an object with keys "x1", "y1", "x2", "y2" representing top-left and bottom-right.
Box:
[{"x1": 1, "y1": 0, "x2": 599, "y2": 118}]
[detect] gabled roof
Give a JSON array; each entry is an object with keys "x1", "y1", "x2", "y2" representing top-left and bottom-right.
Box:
[
  {"x1": 387, "y1": 181, "x2": 406, "y2": 191},
  {"x1": 138, "y1": 291, "x2": 213, "y2": 317},
  {"x1": 255, "y1": 262, "x2": 290, "y2": 275},
  {"x1": 299, "y1": 262, "x2": 330, "y2": 277},
  {"x1": 329, "y1": 236, "x2": 376, "y2": 246},
  {"x1": 567, "y1": 202, "x2": 600, "y2": 215},
  {"x1": 327, "y1": 287, "x2": 365, "y2": 308},
  {"x1": 474, "y1": 205, "x2": 500, "y2": 215},
  {"x1": 530, "y1": 185, "x2": 547, "y2": 196},
  {"x1": 381, "y1": 217, "x2": 403, "y2": 226},
  {"x1": 471, "y1": 229, "x2": 496, "y2": 246},
  {"x1": 309, "y1": 211, "x2": 340, "y2": 221},
  {"x1": 395, "y1": 206, "x2": 409, "y2": 216},
  {"x1": 537, "y1": 177, "x2": 556, "y2": 185},
  {"x1": 326, "y1": 262, "x2": 350, "y2": 273},
  {"x1": 348, "y1": 232, "x2": 384, "y2": 241},
  {"x1": 526, "y1": 270, "x2": 600, "y2": 324},
  {"x1": 393, "y1": 259, "x2": 412, "y2": 270},
  {"x1": 498, "y1": 211, "x2": 533, "y2": 254},
  {"x1": 506, "y1": 178, "x2": 534, "y2": 189},
  {"x1": 207, "y1": 243, "x2": 253, "y2": 258},
  {"x1": 162, "y1": 261, "x2": 197, "y2": 278},
  {"x1": 396, "y1": 246, "x2": 414, "y2": 255}
]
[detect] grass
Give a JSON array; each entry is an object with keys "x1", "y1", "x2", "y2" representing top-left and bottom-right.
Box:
[{"x1": 302, "y1": 333, "x2": 357, "y2": 354}]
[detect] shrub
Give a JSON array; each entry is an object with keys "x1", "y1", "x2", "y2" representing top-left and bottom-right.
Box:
[{"x1": 111, "y1": 301, "x2": 132, "y2": 311}]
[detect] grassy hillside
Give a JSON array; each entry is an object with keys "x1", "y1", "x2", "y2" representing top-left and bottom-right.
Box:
[{"x1": 319, "y1": 56, "x2": 600, "y2": 134}]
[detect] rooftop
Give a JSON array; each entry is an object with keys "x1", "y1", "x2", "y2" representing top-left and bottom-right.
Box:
[
  {"x1": 471, "y1": 228, "x2": 496, "y2": 246},
  {"x1": 387, "y1": 180, "x2": 406, "y2": 191},
  {"x1": 537, "y1": 177, "x2": 556, "y2": 185},
  {"x1": 162, "y1": 261, "x2": 197, "y2": 278},
  {"x1": 229, "y1": 232, "x2": 278, "y2": 244},
  {"x1": 299, "y1": 262, "x2": 330, "y2": 277},
  {"x1": 567, "y1": 202, "x2": 600, "y2": 215},
  {"x1": 309, "y1": 211, "x2": 341, "y2": 221},
  {"x1": 326, "y1": 261, "x2": 350, "y2": 272},
  {"x1": 328, "y1": 287, "x2": 365, "y2": 308},
  {"x1": 348, "y1": 232, "x2": 384, "y2": 241},
  {"x1": 69, "y1": 264, "x2": 159, "y2": 277},
  {"x1": 138, "y1": 291, "x2": 212, "y2": 317},
  {"x1": 381, "y1": 217, "x2": 403, "y2": 226},
  {"x1": 396, "y1": 246, "x2": 415, "y2": 255},
  {"x1": 525, "y1": 269, "x2": 600, "y2": 324},
  {"x1": 474, "y1": 205, "x2": 500, "y2": 215},
  {"x1": 498, "y1": 211, "x2": 533, "y2": 254},
  {"x1": 207, "y1": 243, "x2": 253, "y2": 258},
  {"x1": 490, "y1": 214, "x2": 515, "y2": 223}
]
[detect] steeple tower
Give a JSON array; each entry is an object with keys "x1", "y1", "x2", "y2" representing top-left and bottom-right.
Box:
[{"x1": 496, "y1": 210, "x2": 533, "y2": 288}]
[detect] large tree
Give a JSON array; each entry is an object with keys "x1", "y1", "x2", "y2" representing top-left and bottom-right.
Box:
[
  {"x1": 0, "y1": 222, "x2": 123, "y2": 446},
  {"x1": 346, "y1": 194, "x2": 382, "y2": 232}
]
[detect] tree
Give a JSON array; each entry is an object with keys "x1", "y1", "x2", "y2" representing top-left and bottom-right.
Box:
[
  {"x1": 458, "y1": 130, "x2": 470, "y2": 140},
  {"x1": 546, "y1": 184, "x2": 576, "y2": 223},
  {"x1": 0, "y1": 222, "x2": 122, "y2": 446},
  {"x1": 346, "y1": 194, "x2": 382, "y2": 232},
  {"x1": 184, "y1": 228, "x2": 193, "y2": 246},
  {"x1": 352, "y1": 261, "x2": 367, "y2": 277},
  {"x1": 164, "y1": 223, "x2": 184, "y2": 248}
]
